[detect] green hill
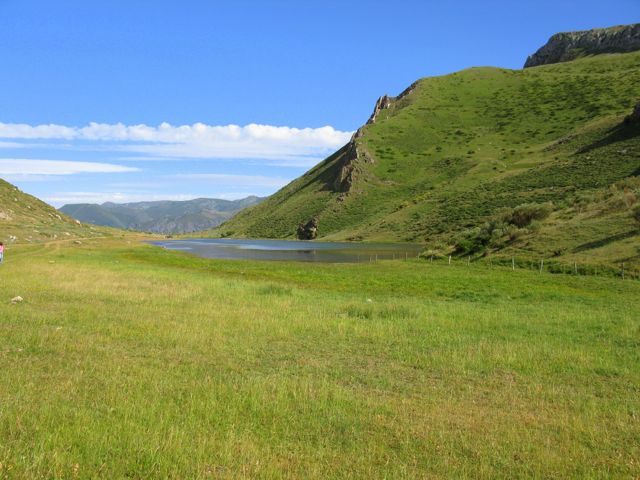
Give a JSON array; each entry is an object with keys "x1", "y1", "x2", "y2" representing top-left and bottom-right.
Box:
[
  {"x1": 213, "y1": 49, "x2": 640, "y2": 267},
  {"x1": 0, "y1": 178, "x2": 111, "y2": 244}
]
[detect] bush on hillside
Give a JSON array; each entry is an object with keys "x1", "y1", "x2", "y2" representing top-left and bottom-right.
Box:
[
  {"x1": 420, "y1": 241, "x2": 451, "y2": 259},
  {"x1": 632, "y1": 204, "x2": 640, "y2": 224},
  {"x1": 509, "y1": 203, "x2": 553, "y2": 228},
  {"x1": 453, "y1": 202, "x2": 553, "y2": 255}
]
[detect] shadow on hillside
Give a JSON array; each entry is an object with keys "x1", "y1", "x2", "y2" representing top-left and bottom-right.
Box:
[
  {"x1": 268, "y1": 145, "x2": 348, "y2": 203},
  {"x1": 296, "y1": 144, "x2": 350, "y2": 194},
  {"x1": 572, "y1": 229, "x2": 639, "y2": 253},
  {"x1": 577, "y1": 121, "x2": 640, "y2": 154}
]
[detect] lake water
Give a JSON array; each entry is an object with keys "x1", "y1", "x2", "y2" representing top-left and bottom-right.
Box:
[{"x1": 151, "y1": 238, "x2": 423, "y2": 263}]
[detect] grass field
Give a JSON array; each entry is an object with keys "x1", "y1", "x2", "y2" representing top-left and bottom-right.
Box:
[{"x1": 1, "y1": 239, "x2": 638, "y2": 478}]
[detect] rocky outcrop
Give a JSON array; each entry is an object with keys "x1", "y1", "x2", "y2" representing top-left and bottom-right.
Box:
[
  {"x1": 624, "y1": 101, "x2": 640, "y2": 124},
  {"x1": 296, "y1": 217, "x2": 318, "y2": 240},
  {"x1": 352, "y1": 85, "x2": 418, "y2": 140},
  {"x1": 524, "y1": 24, "x2": 640, "y2": 68},
  {"x1": 366, "y1": 95, "x2": 393, "y2": 124},
  {"x1": 333, "y1": 139, "x2": 375, "y2": 193},
  {"x1": 333, "y1": 90, "x2": 412, "y2": 194}
]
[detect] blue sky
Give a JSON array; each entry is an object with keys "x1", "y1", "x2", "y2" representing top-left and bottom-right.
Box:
[{"x1": 0, "y1": 0, "x2": 637, "y2": 206}]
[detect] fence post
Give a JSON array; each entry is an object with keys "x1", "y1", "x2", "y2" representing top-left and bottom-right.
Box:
[
  {"x1": 621, "y1": 262, "x2": 625, "y2": 280},
  {"x1": 512, "y1": 257, "x2": 515, "y2": 271},
  {"x1": 448, "y1": 255, "x2": 452, "y2": 265},
  {"x1": 540, "y1": 259, "x2": 544, "y2": 273}
]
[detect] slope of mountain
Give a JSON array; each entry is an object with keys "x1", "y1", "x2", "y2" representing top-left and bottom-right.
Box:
[
  {"x1": 524, "y1": 23, "x2": 640, "y2": 68},
  {"x1": 214, "y1": 33, "x2": 640, "y2": 267},
  {"x1": 0, "y1": 178, "x2": 107, "y2": 243},
  {"x1": 60, "y1": 196, "x2": 264, "y2": 234}
]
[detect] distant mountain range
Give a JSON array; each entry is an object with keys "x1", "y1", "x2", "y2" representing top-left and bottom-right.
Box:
[{"x1": 59, "y1": 196, "x2": 264, "y2": 234}]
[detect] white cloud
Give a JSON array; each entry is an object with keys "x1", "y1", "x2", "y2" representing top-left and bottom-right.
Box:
[
  {"x1": 0, "y1": 159, "x2": 139, "y2": 176},
  {"x1": 0, "y1": 122, "x2": 353, "y2": 164},
  {"x1": 0, "y1": 141, "x2": 32, "y2": 149}
]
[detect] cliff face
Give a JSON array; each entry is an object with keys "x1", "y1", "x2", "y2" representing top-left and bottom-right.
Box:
[
  {"x1": 334, "y1": 84, "x2": 418, "y2": 194},
  {"x1": 525, "y1": 23, "x2": 640, "y2": 68}
]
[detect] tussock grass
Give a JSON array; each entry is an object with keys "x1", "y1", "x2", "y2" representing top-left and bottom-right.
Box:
[{"x1": 0, "y1": 240, "x2": 638, "y2": 478}]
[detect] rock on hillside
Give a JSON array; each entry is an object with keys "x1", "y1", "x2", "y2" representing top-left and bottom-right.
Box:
[
  {"x1": 525, "y1": 23, "x2": 640, "y2": 68},
  {"x1": 625, "y1": 101, "x2": 640, "y2": 124}
]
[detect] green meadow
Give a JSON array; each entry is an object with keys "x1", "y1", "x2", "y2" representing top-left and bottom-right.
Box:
[{"x1": 1, "y1": 239, "x2": 638, "y2": 478}]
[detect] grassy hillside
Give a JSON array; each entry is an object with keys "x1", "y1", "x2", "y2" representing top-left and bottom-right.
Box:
[
  {"x1": 1, "y1": 239, "x2": 638, "y2": 478},
  {"x1": 215, "y1": 52, "x2": 640, "y2": 267},
  {"x1": 0, "y1": 178, "x2": 115, "y2": 244}
]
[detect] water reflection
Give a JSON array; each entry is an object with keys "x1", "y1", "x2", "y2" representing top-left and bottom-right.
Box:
[{"x1": 151, "y1": 238, "x2": 423, "y2": 263}]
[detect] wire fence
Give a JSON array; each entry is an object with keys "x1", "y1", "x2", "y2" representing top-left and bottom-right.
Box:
[{"x1": 361, "y1": 252, "x2": 640, "y2": 280}]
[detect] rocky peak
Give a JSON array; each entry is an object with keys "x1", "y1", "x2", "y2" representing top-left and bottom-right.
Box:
[
  {"x1": 339, "y1": 85, "x2": 419, "y2": 192},
  {"x1": 524, "y1": 23, "x2": 640, "y2": 68},
  {"x1": 366, "y1": 95, "x2": 393, "y2": 124}
]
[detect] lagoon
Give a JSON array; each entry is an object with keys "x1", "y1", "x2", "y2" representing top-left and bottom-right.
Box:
[{"x1": 151, "y1": 238, "x2": 423, "y2": 263}]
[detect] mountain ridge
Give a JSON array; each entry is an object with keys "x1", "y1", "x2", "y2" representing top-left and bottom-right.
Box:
[
  {"x1": 60, "y1": 196, "x2": 264, "y2": 234},
  {"x1": 524, "y1": 23, "x2": 640, "y2": 68}
]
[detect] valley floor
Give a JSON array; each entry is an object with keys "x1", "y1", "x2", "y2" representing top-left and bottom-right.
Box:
[{"x1": 0, "y1": 238, "x2": 639, "y2": 478}]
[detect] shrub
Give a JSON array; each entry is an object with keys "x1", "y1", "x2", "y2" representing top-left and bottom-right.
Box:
[
  {"x1": 421, "y1": 241, "x2": 450, "y2": 259},
  {"x1": 504, "y1": 224, "x2": 527, "y2": 241},
  {"x1": 623, "y1": 191, "x2": 637, "y2": 208},
  {"x1": 453, "y1": 203, "x2": 553, "y2": 255},
  {"x1": 510, "y1": 203, "x2": 552, "y2": 227},
  {"x1": 632, "y1": 204, "x2": 640, "y2": 224}
]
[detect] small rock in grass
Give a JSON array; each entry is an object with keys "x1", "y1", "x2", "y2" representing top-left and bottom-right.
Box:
[
  {"x1": 73, "y1": 240, "x2": 82, "y2": 245},
  {"x1": 10, "y1": 296, "x2": 23, "y2": 304}
]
